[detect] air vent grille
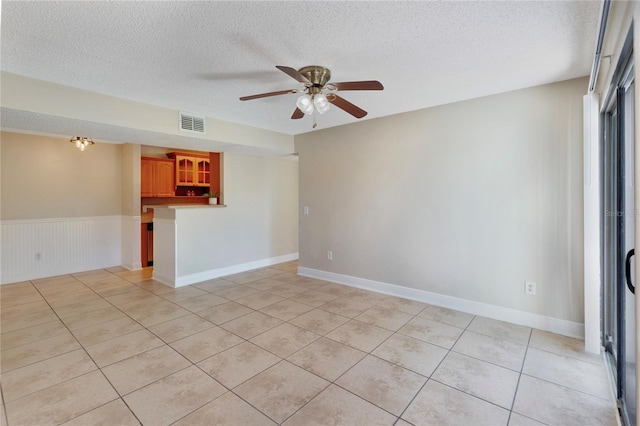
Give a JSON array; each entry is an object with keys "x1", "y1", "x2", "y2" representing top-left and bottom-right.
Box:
[{"x1": 179, "y1": 112, "x2": 205, "y2": 133}]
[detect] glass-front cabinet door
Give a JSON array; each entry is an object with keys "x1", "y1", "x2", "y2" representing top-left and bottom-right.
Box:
[{"x1": 176, "y1": 156, "x2": 195, "y2": 185}]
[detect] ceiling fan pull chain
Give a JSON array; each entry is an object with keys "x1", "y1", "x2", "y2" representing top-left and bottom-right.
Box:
[{"x1": 313, "y1": 112, "x2": 317, "y2": 128}]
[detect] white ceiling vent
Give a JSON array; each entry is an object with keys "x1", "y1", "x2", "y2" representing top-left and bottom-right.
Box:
[{"x1": 179, "y1": 112, "x2": 205, "y2": 133}]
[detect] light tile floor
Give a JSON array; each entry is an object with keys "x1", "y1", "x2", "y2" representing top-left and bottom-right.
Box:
[{"x1": 0, "y1": 261, "x2": 619, "y2": 425}]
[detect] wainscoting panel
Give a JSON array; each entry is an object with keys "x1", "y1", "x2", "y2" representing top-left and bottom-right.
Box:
[
  {"x1": 1, "y1": 216, "x2": 122, "y2": 284},
  {"x1": 121, "y1": 215, "x2": 142, "y2": 271}
]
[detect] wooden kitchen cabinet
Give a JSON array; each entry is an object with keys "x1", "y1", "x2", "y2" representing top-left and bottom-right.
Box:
[
  {"x1": 141, "y1": 157, "x2": 175, "y2": 197},
  {"x1": 167, "y1": 152, "x2": 210, "y2": 187},
  {"x1": 175, "y1": 155, "x2": 195, "y2": 186},
  {"x1": 196, "y1": 157, "x2": 210, "y2": 186}
]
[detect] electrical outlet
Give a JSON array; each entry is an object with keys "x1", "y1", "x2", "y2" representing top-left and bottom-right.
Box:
[
  {"x1": 35, "y1": 253, "x2": 42, "y2": 261},
  {"x1": 303, "y1": 206, "x2": 309, "y2": 215},
  {"x1": 525, "y1": 281, "x2": 536, "y2": 295},
  {"x1": 327, "y1": 251, "x2": 333, "y2": 260}
]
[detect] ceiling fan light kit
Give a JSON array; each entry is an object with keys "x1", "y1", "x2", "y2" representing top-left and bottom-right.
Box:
[
  {"x1": 240, "y1": 65, "x2": 384, "y2": 128},
  {"x1": 313, "y1": 93, "x2": 330, "y2": 114},
  {"x1": 296, "y1": 93, "x2": 330, "y2": 116},
  {"x1": 296, "y1": 94, "x2": 315, "y2": 115}
]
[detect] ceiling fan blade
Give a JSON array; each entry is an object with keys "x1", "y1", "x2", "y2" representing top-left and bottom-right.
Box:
[
  {"x1": 276, "y1": 65, "x2": 309, "y2": 83},
  {"x1": 330, "y1": 81, "x2": 384, "y2": 91},
  {"x1": 239, "y1": 89, "x2": 297, "y2": 101},
  {"x1": 291, "y1": 108, "x2": 304, "y2": 119},
  {"x1": 328, "y1": 95, "x2": 368, "y2": 119}
]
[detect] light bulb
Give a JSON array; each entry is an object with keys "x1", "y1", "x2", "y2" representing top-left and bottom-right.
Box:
[
  {"x1": 314, "y1": 93, "x2": 330, "y2": 114},
  {"x1": 296, "y1": 94, "x2": 314, "y2": 115}
]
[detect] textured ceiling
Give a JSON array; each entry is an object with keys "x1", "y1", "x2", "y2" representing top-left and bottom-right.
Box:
[{"x1": 1, "y1": 1, "x2": 599, "y2": 136}]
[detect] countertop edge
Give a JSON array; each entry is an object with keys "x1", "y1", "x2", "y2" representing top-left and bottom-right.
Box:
[{"x1": 143, "y1": 204, "x2": 227, "y2": 212}]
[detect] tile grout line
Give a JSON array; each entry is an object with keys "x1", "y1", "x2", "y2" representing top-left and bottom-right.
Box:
[
  {"x1": 510, "y1": 331, "x2": 614, "y2": 419},
  {"x1": 3, "y1": 269, "x2": 176, "y2": 424},
  {"x1": 2, "y1": 276, "x2": 127, "y2": 425},
  {"x1": 5, "y1": 277, "x2": 90, "y2": 364},
  {"x1": 107, "y1": 267, "x2": 293, "y2": 425},
  {"x1": 394, "y1": 310, "x2": 477, "y2": 423},
  {"x1": 46, "y1": 271, "x2": 158, "y2": 425},
  {"x1": 2, "y1": 267, "x2": 422, "y2": 425},
  {"x1": 0, "y1": 379, "x2": 8, "y2": 426},
  {"x1": 182, "y1": 284, "x2": 428, "y2": 423},
  {"x1": 72, "y1": 268, "x2": 229, "y2": 425},
  {"x1": 287, "y1": 303, "x2": 451, "y2": 423},
  {"x1": 170, "y1": 280, "x2": 447, "y2": 424},
  {"x1": 165, "y1": 267, "x2": 315, "y2": 425},
  {"x1": 506, "y1": 327, "x2": 534, "y2": 425},
  {"x1": 0, "y1": 269, "x2": 233, "y2": 423},
  {"x1": 277, "y1": 376, "x2": 333, "y2": 425},
  {"x1": 275, "y1": 296, "x2": 426, "y2": 423},
  {"x1": 527, "y1": 344, "x2": 604, "y2": 366},
  {"x1": 2, "y1": 263, "x2": 608, "y2": 426},
  {"x1": 517, "y1": 371, "x2": 617, "y2": 403}
]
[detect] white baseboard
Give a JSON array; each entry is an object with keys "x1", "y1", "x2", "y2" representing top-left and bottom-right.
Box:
[
  {"x1": 120, "y1": 262, "x2": 143, "y2": 271},
  {"x1": 298, "y1": 267, "x2": 584, "y2": 339},
  {"x1": 151, "y1": 270, "x2": 176, "y2": 287},
  {"x1": 153, "y1": 252, "x2": 299, "y2": 288}
]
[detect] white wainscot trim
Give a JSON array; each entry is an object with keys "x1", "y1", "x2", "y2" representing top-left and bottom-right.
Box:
[
  {"x1": 1, "y1": 216, "x2": 122, "y2": 284},
  {"x1": 298, "y1": 267, "x2": 584, "y2": 339},
  {"x1": 156, "y1": 252, "x2": 299, "y2": 288},
  {"x1": 121, "y1": 215, "x2": 142, "y2": 271}
]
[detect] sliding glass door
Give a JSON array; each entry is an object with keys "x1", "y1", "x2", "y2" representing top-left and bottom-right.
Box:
[{"x1": 602, "y1": 49, "x2": 636, "y2": 426}]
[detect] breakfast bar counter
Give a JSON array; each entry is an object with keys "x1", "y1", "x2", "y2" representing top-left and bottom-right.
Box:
[{"x1": 150, "y1": 205, "x2": 237, "y2": 288}]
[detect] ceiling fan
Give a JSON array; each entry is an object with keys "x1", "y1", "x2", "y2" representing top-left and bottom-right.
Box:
[{"x1": 239, "y1": 65, "x2": 384, "y2": 128}]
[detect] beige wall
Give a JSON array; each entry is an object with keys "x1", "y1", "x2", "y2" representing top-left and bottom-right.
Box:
[
  {"x1": 1, "y1": 132, "x2": 122, "y2": 220},
  {"x1": 296, "y1": 77, "x2": 586, "y2": 323},
  {"x1": 1, "y1": 131, "x2": 299, "y2": 279},
  {"x1": 169, "y1": 153, "x2": 299, "y2": 278},
  {"x1": 121, "y1": 143, "x2": 141, "y2": 216},
  {"x1": 221, "y1": 153, "x2": 299, "y2": 261},
  {"x1": 1, "y1": 72, "x2": 294, "y2": 154}
]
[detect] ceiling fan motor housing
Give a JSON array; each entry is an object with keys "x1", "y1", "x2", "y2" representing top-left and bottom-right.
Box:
[{"x1": 299, "y1": 66, "x2": 331, "y2": 93}]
